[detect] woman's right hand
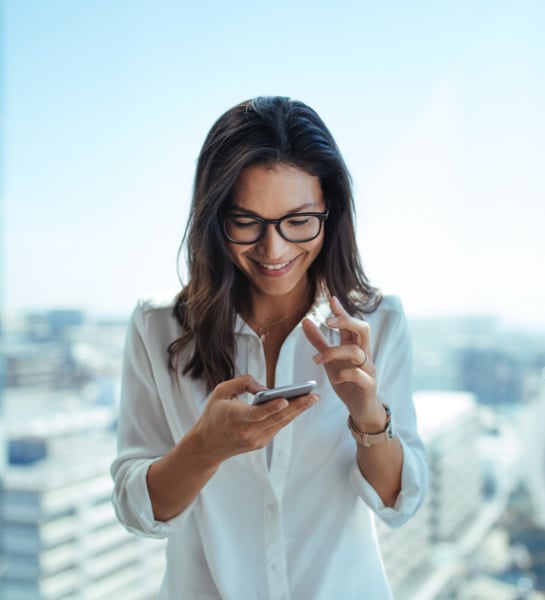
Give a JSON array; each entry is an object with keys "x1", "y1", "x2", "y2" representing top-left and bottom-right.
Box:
[
  {"x1": 148, "y1": 374, "x2": 318, "y2": 521},
  {"x1": 194, "y1": 374, "x2": 319, "y2": 466}
]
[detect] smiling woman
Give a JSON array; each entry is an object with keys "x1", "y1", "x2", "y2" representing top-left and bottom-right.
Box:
[
  {"x1": 227, "y1": 165, "x2": 326, "y2": 304},
  {"x1": 167, "y1": 97, "x2": 382, "y2": 390},
  {"x1": 226, "y1": 164, "x2": 328, "y2": 387},
  {"x1": 110, "y1": 96, "x2": 428, "y2": 600}
]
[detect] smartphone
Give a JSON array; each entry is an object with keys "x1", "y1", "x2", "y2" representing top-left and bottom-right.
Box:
[{"x1": 253, "y1": 380, "x2": 317, "y2": 405}]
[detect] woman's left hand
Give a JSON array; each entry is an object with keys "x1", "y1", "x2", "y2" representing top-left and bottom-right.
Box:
[{"x1": 302, "y1": 295, "x2": 385, "y2": 430}]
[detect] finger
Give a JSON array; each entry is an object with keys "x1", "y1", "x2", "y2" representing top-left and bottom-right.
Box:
[
  {"x1": 331, "y1": 366, "x2": 374, "y2": 386},
  {"x1": 243, "y1": 394, "x2": 320, "y2": 450},
  {"x1": 302, "y1": 318, "x2": 331, "y2": 353},
  {"x1": 250, "y1": 390, "x2": 319, "y2": 422},
  {"x1": 213, "y1": 374, "x2": 266, "y2": 401},
  {"x1": 261, "y1": 393, "x2": 320, "y2": 429},
  {"x1": 326, "y1": 296, "x2": 370, "y2": 351},
  {"x1": 313, "y1": 344, "x2": 369, "y2": 367},
  {"x1": 247, "y1": 397, "x2": 290, "y2": 421},
  {"x1": 284, "y1": 392, "x2": 319, "y2": 412}
]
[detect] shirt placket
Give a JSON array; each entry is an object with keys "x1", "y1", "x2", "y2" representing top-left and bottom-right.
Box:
[{"x1": 245, "y1": 331, "x2": 295, "y2": 600}]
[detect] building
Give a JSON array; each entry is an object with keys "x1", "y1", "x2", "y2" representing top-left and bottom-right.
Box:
[
  {"x1": 378, "y1": 391, "x2": 484, "y2": 599},
  {"x1": 0, "y1": 392, "x2": 166, "y2": 600}
]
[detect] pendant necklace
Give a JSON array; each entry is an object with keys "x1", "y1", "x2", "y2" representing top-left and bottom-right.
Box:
[{"x1": 245, "y1": 304, "x2": 308, "y2": 343}]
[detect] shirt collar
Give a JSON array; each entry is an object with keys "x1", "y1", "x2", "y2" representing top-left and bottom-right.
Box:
[{"x1": 233, "y1": 288, "x2": 334, "y2": 336}]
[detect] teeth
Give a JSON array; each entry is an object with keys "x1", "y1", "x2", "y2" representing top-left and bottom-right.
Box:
[{"x1": 260, "y1": 260, "x2": 290, "y2": 271}]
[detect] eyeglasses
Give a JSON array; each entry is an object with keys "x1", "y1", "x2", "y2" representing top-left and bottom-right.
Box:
[{"x1": 223, "y1": 209, "x2": 329, "y2": 244}]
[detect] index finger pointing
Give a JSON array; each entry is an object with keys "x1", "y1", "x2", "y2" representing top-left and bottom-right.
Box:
[
  {"x1": 302, "y1": 318, "x2": 331, "y2": 353},
  {"x1": 327, "y1": 296, "x2": 355, "y2": 344},
  {"x1": 327, "y1": 296, "x2": 370, "y2": 351}
]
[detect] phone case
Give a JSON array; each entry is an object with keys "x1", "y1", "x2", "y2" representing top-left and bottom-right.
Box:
[{"x1": 253, "y1": 380, "x2": 316, "y2": 404}]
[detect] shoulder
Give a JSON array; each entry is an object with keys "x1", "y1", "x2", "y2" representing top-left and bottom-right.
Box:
[
  {"x1": 364, "y1": 294, "x2": 410, "y2": 343},
  {"x1": 373, "y1": 294, "x2": 405, "y2": 318},
  {"x1": 357, "y1": 293, "x2": 405, "y2": 323},
  {"x1": 130, "y1": 293, "x2": 180, "y2": 343}
]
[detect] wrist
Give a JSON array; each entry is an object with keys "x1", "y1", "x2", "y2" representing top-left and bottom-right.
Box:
[
  {"x1": 348, "y1": 404, "x2": 394, "y2": 447},
  {"x1": 350, "y1": 403, "x2": 387, "y2": 433},
  {"x1": 187, "y1": 422, "x2": 223, "y2": 470}
]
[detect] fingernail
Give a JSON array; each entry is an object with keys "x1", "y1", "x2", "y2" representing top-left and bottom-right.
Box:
[
  {"x1": 326, "y1": 316, "x2": 338, "y2": 326},
  {"x1": 313, "y1": 353, "x2": 322, "y2": 363}
]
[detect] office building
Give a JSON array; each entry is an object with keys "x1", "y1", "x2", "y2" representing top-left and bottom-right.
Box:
[
  {"x1": 1, "y1": 395, "x2": 166, "y2": 600},
  {"x1": 378, "y1": 391, "x2": 483, "y2": 598}
]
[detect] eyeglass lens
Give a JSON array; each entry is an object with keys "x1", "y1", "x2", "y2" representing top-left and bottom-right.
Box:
[{"x1": 224, "y1": 214, "x2": 323, "y2": 243}]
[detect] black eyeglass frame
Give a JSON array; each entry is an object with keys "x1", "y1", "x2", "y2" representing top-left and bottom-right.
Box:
[{"x1": 222, "y1": 209, "x2": 330, "y2": 245}]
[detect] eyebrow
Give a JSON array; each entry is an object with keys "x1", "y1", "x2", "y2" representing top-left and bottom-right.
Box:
[{"x1": 228, "y1": 202, "x2": 320, "y2": 216}]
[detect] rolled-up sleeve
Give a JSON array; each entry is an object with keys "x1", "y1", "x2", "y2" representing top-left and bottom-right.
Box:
[
  {"x1": 349, "y1": 297, "x2": 428, "y2": 528},
  {"x1": 110, "y1": 301, "x2": 193, "y2": 538}
]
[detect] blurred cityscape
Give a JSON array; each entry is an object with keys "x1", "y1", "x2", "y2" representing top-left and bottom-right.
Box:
[{"x1": 1, "y1": 308, "x2": 545, "y2": 599}]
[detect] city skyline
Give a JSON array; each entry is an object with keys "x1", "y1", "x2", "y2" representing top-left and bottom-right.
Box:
[
  {"x1": 3, "y1": 1, "x2": 544, "y2": 325},
  {"x1": 3, "y1": 308, "x2": 544, "y2": 597}
]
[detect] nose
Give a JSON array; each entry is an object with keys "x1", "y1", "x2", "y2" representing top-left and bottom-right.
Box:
[{"x1": 256, "y1": 223, "x2": 290, "y2": 258}]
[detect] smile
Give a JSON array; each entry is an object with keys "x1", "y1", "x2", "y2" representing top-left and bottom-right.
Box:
[
  {"x1": 249, "y1": 255, "x2": 300, "y2": 277},
  {"x1": 259, "y1": 260, "x2": 292, "y2": 271}
]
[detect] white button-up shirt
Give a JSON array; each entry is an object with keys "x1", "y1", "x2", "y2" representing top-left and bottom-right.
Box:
[{"x1": 111, "y1": 294, "x2": 428, "y2": 599}]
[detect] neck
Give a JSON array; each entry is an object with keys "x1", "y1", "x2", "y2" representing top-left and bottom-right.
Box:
[{"x1": 245, "y1": 281, "x2": 315, "y2": 335}]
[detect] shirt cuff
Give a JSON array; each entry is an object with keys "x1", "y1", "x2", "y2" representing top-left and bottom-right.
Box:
[
  {"x1": 349, "y1": 437, "x2": 428, "y2": 529},
  {"x1": 113, "y1": 458, "x2": 194, "y2": 538}
]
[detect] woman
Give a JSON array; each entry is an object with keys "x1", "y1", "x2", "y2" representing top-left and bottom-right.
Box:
[{"x1": 111, "y1": 96, "x2": 428, "y2": 599}]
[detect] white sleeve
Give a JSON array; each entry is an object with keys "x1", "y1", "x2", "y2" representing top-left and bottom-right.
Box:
[
  {"x1": 110, "y1": 301, "x2": 193, "y2": 538},
  {"x1": 349, "y1": 297, "x2": 429, "y2": 528}
]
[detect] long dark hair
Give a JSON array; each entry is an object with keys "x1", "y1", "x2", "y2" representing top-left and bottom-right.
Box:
[{"x1": 168, "y1": 96, "x2": 381, "y2": 390}]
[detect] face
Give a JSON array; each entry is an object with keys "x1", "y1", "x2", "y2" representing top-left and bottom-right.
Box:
[{"x1": 227, "y1": 164, "x2": 326, "y2": 301}]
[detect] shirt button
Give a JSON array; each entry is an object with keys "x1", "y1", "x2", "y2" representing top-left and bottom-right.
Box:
[
  {"x1": 265, "y1": 503, "x2": 275, "y2": 512},
  {"x1": 270, "y1": 563, "x2": 278, "y2": 572},
  {"x1": 275, "y1": 453, "x2": 285, "y2": 466}
]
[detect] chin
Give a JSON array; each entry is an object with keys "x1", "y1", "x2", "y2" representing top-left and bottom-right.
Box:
[{"x1": 252, "y1": 275, "x2": 310, "y2": 298}]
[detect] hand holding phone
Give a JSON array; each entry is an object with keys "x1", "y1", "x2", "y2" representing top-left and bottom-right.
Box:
[{"x1": 253, "y1": 380, "x2": 317, "y2": 405}]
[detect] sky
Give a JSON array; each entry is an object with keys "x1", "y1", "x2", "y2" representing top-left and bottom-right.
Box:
[{"x1": 2, "y1": 0, "x2": 544, "y2": 325}]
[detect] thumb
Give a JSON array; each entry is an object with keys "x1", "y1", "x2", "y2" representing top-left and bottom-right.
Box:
[{"x1": 212, "y1": 374, "x2": 266, "y2": 401}]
